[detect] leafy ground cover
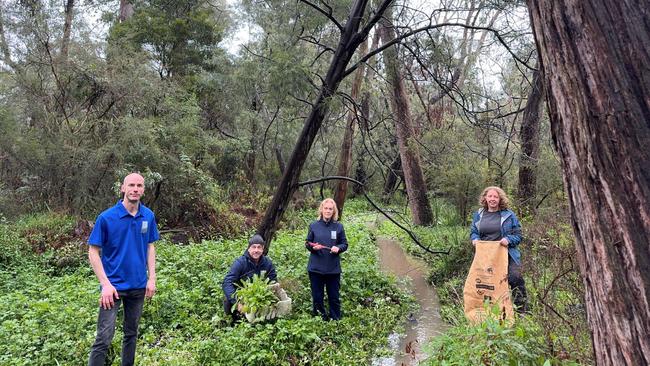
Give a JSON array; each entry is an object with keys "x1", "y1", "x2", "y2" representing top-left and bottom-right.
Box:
[
  {"x1": 1, "y1": 199, "x2": 591, "y2": 365},
  {"x1": 0, "y1": 209, "x2": 411, "y2": 365}
]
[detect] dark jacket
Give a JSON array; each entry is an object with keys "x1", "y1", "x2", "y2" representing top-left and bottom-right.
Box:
[
  {"x1": 305, "y1": 219, "x2": 348, "y2": 274},
  {"x1": 470, "y1": 208, "x2": 523, "y2": 264},
  {"x1": 222, "y1": 251, "x2": 277, "y2": 305}
]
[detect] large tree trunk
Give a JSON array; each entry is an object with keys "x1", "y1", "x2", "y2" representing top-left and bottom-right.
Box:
[
  {"x1": 352, "y1": 74, "x2": 373, "y2": 198},
  {"x1": 119, "y1": 0, "x2": 134, "y2": 22},
  {"x1": 380, "y1": 12, "x2": 433, "y2": 226},
  {"x1": 332, "y1": 37, "x2": 369, "y2": 216},
  {"x1": 274, "y1": 146, "x2": 286, "y2": 175},
  {"x1": 382, "y1": 152, "x2": 402, "y2": 201},
  {"x1": 517, "y1": 69, "x2": 545, "y2": 214},
  {"x1": 349, "y1": 29, "x2": 379, "y2": 200},
  {"x1": 352, "y1": 152, "x2": 367, "y2": 196},
  {"x1": 60, "y1": 0, "x2": 74, "y2": 63},
  {"x1": 256, "y1": 0, "x2": 380, "y2": 246},
  {"x1": 528, "y1": 1, "x2": 650, "y2": 365}
]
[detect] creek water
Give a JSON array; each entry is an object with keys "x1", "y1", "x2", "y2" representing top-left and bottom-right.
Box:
[{"x1": 372, "y1": 237, "x2": 447, "y2": 366}]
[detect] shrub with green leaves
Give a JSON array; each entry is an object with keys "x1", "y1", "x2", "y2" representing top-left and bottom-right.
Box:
[
  {"x1": 0, "y1": 217, "x2": 29, "y2": 269},
  {"x1": 424, "y1": 305, "x2": 579, "y2": 366},
  {"x1": 234, "y1": 273, "x2": 278, "y2": 313},
  {"x1": 0, "y1": 212, "x2": 89, "y2": 275}
]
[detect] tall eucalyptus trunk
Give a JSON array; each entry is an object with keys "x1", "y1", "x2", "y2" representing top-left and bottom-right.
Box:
[
  {"x1": 332, "y1": 37, "x2": 369, "y2": 217},
  {"x1": 119, "y1": 0, "x2": 134, "y2": 22},
  {"x1": 517, "y1": 69, "x2": 545, "y2": 215},
  {"x1": 379, "y1": 8, "x2": 433, "y2": 225},
  {"x1": 528, "y1": 1, "x2": 650, "y2": 364},
  {"x1": 60, "y1": 0, "x2": 74, "y2": 63}
]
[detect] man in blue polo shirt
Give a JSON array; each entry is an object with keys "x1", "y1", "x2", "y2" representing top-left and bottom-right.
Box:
[{"x1": 87, "y1": 173, "x2": 159, "y2": 366}]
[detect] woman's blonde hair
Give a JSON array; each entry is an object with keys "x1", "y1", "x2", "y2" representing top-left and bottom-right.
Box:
[
  {"x1": 479, "y1": 186, "x2": 510, "y2": 210},
  {"x1": 317, "y1": 198, "x2": 339, "y2": 221}
]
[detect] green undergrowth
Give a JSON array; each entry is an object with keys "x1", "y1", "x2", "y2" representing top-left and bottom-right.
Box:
[
  {"x1": 0, "y1": 211, "x2": 411, "y2": 365},
  {"x1": 0, "y1": 212, "x2": 84, "y2": 272},
  {"x1": 424, "y1": 305, "x2": 578, "y2": 366}
]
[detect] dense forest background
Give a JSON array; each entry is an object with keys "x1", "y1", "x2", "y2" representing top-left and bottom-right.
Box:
[{"x1": 0, "y1": 0, "x2": 563, "y2": 229}]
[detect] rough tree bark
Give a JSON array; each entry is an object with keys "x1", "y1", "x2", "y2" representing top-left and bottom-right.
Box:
[
  {"x1": 528, "y1": 1, "x2": 650, "y2": 365},
  {"x1": 274, "y1": 146, "x2": 286, "y2": 175},
  {"x1": 352, "y1": 152, "x2": 367, "y2": 196},
  {"x1": 517, "y1": 69, "x2": 544, "y2": 215},
  {"x1": 256, "y1": 0, "x2": 392, "y2": 246},
  {"x1": 60, "y1": 0, "x2": 74, "y2": 63},
  {"x1": 380, "y1": 10, "x2": 433, "y2": 225},
  {"x1": 382, "y1": 153, "x2": 402, "y2": 201},
  {"x1": 350, "y1": 29, "x2": 380, "y2": 199},
  {"x1": 332, "y1": 37, "x2": 368, "y2": 216},
  {"x1": 119, "y1": 0, "x2": 134, "y2": 22}
]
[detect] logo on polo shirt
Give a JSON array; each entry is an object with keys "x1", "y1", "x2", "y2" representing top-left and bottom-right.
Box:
[{"x1": 141, "y1": 221, "x2": 148, "y2": 234}]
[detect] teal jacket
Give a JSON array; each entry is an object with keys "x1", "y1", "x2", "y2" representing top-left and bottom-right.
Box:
[{"x1": 470, "y1": 208, "x2": 522, "y2": 265}]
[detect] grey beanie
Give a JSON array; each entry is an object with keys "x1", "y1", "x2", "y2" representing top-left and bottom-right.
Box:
[{"x1": 248, "y1": 234, "x2": 265, "y2": 247}]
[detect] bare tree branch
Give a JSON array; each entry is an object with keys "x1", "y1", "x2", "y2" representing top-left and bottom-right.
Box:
[
  {"x1": 261, "y1": 104, "x2": 282, "y2": 160},
  {"x1": 299, "y1": 0, "x2": 343, "y2": 31},
  {"x1": 359, "y1": 0, "x2": 394, "y2": 38},
  {"x1": 346, "y1": 22, "x2": 536, "y2": 78}
]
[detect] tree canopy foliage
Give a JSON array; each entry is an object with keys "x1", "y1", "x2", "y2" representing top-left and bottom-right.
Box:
[{"x1": 0, "y1": 0, "x2": 557, "y2": 228}]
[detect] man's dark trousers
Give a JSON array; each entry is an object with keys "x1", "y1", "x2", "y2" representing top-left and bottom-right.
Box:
[{"x1": 88, "y1": 288, "x2": 145, "y2": 366}]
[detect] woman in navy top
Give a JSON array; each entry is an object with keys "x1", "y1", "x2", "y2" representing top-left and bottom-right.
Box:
[{"x1": 305, "y1": 198, "x2": 348, "y2": 320}]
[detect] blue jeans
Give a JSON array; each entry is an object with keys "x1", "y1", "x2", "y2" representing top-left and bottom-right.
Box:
[
  {"x1": 88, "y1": 288, "x2": 145, "y2": 366},
  {"x1": 309, "y1": 272, "x2": 341, "y2": 320}
]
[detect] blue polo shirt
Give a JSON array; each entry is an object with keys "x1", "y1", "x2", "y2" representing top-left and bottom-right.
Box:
[{"x1": 88, "y1": 201, "x2": 160, "y2": 291}]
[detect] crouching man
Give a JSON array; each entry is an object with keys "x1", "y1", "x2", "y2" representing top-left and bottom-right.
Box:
[{"x1": 222, "y1": 234, "x2": 277, "y2": 320}]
